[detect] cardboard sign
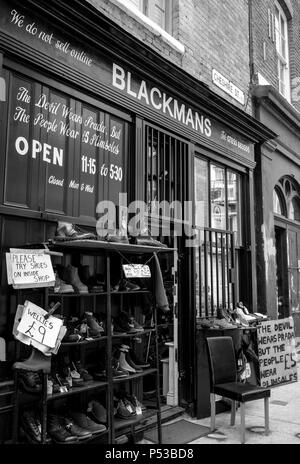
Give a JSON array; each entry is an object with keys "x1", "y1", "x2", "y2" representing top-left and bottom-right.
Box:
[
  {"x1": 122, "y1": 264, "x2": 151, "y2": 279},
  {"x1": 17, "y1": 301, "x2": 63, "y2": 348},
  {"x1": 257, "y1": 317, "x2": 298, "y2": 388},
  {"x1": 6, "y1": 249, "x2": 55, "y2": 289}
]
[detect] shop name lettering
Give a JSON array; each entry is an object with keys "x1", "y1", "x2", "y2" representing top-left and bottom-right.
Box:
[
  {"x1": 221, "y1": 131, "x2": 250, "y2": 153},
  {"x1": 10, "y1": 10, "x2": 93, "y2": 67},
  {"x1": 112, "y1": 64, "x2": 212, "y2": 137}
]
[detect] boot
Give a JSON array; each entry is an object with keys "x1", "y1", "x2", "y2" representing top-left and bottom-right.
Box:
[
  {"x1": 118, "y1": 349, "x2": 136, "y2": 374},
  {"x1": 120, "y1": 345, "x2": 143, "y2": 372},
  {"x1": 84, "y1": 312, "x2": 104, "y2": 337},
  {"x1": 55, "y1": 222, "x2": 96, "y2": 241},
  {"x1": 63, "y1": 265, "x2": 89, "y2": 294},
  {"x1": 13, "y1": 348, "x2": 51, "y2": 373}
]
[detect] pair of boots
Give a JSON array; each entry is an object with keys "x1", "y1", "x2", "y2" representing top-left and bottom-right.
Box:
[{"x1": 116, "y1": 345, "x2": 146, "y2": 374}]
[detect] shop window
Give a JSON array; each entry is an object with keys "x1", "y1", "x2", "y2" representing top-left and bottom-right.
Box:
[
  {"x1": 274, "y1": 2, "x2": 290, "y2": 100},
  {"x1": 274, "y1": 177, "x2": 300, "y2": 221},
  {"x1": 273, "y1": 188, "x2": 285, "y2": 216},
  {"x1": 194, "y1": 159, "x2": 242, "y2": 243},
  {"x1": 288, "y1": 196, "x2": 300, "y2": 221},
  {"x1": 194, "y1": 157, "x2": 242, "y2": 318},
  {"x1": 126, "y1": 0, "x2": 173, "y2": 34},
  {"x1": 145, "y1": 125, "x2": 188, "y2": 218},
  {"x1": 210, "y1": 165, "x2": 226, "y2": 230},
  {"x1": 194, "y1": 158, "x2": 209, "y2": 228},
  {"x1": 227, "y1": 171, "x2": 242, "y2": 245}
]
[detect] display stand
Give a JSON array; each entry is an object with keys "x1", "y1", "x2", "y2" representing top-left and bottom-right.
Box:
[{"x1": 10, "y1": 240, "x2": 176, "y2": 444}]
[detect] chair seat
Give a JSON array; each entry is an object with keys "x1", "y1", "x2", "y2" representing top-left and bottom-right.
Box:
[{"x1": 214, "y1": 382, "x2": 271, "y2": 403}]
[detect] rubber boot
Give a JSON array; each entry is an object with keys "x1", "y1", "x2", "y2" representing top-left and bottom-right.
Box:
[
  {"x1": 13, "y1": 348, "x2": 51, "y2": 373},
  {"x1": 118, "y1": 350, "x2": 136, "y2": 374}
]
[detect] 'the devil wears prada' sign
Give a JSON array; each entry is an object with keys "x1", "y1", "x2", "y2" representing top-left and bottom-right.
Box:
[{"x1": 257, "y1": 317, "x2": 298, "y2": 388}]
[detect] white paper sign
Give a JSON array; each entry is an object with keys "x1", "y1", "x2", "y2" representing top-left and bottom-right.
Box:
[
  {"x1": 122, "y1": 264, "x2": 151, "y2": 278},
  {"x1": 6, "y1": 249, "x2": 55, "y2": 289},
  {"x1": 17, "y1": 301, "x2": 63, "y2": 348},
  {"x1": 257, "y1": 317, "x2": 298, "y2": 388}
]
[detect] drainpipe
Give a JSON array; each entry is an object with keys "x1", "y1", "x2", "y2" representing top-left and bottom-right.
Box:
[{"x1": 248, "y1": 0, "x2": 255, "y2": 86}]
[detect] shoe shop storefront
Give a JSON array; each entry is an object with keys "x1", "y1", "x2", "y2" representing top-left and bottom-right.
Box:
[
  {"x1": 252, "y1": 85, "x2": 300, "y2": 336},
  {"x1": 0, "y1": 0, "x2": 275, "y2": 444}
]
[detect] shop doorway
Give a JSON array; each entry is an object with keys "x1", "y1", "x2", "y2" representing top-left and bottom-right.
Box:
[{"x1": 275, "y1": 225, "x2": 289, "y2": 318}]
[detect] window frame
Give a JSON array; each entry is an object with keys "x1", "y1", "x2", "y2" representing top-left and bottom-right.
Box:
[
  {"x1": 126, "y1": 0, "x2": 173, "y2": 34},
  {"x1": 194, "y1": 156, "x2": 243, "y2": 246},
  {"x1": 274, "y1": 1, "x2": 291, "y2": 101}
]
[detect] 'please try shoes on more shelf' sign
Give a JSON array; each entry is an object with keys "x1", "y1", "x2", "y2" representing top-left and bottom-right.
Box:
[{"x1": 6, "y1": 248, "x2": 55, "y2": 289}]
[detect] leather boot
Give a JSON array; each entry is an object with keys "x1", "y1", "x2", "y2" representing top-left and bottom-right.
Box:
[
  {"x1": 63, "y1": 265, "x2": 89, "y2": 294},
  {"x1": 13, "y1": 348, "x2": 51, "y2": 373}
]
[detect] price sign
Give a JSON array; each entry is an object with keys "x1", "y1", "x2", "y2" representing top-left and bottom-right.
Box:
[
  {"x1": 17, "y1": 301, "x2": 63, "y2": 348},
  {"x1": 257, "y1": 317, "x2": 298, "y2": 387},
  {"x1": 122, "y1": 264, "x2": 151, "y2": 279},
  {"x1": 6, "y1": 249, "x2": 55, "y2": 289}
]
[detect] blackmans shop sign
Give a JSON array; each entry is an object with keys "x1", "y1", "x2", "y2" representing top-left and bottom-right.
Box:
[{"x1": 112, "y1": 63, "x2": 212, "y2": 138}]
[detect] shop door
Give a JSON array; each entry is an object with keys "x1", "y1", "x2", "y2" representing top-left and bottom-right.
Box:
[
  {"x1": 287, "y1": 226, "x2": 300, "y2": 314},
  {"x1": 275, "y1": 225, "x2": 289, "y2": 318}
]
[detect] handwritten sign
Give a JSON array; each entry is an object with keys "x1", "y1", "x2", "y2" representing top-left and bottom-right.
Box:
[
  {"x1": 6, "y1": 249, "x2": 55, "y2": 289},
  {"x1": 17, "y1": 301, "x2": 63, "y2": 348},
  {"x1": 122, "y1": 264, "x2": 151, "y2": 279},
  {"x1": 257, "y1": 317, "x2": 298, "y2": 388}
]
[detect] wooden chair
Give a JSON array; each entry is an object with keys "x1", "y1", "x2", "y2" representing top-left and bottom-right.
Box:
[{"x1": 206, "y1": 336, "x2": 271, "y2": 444}]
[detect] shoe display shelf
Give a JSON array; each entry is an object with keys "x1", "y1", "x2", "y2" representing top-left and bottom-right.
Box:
[{"x1": 11, "y1": 239, "x2": 175, "y2": 445}]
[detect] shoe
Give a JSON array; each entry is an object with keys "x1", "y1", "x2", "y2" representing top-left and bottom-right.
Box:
[
  {"x1": 47, "y1": 414, "x2": 78, "y2": 443},
  {"x1": 63, "y1": 265, "x2": 89, "y2": 294},
  {"x1": 214, "y1": 319, "x2": 237, "y2": 330},
  {"x1": 21, "y1": 410, "x2": 42, "y2": 443},
  {"x1": 123, "y1": 398, "x2": 136, "y2": 416},
  {"x1": 115, "y1": 312, "x2": 139, "y2": 334},
  {"x1": 111, "y1": 358, "x2": 130, "y2": 379},
  {"x1": 118, "y1": 279, "x2": 140, "y2": 292},
  {"x1": 115, "y1": 399, "x2": 132, "y2": 419},
  {"x1": 106, "y1": 234, "x2": 129, "y2": 244},
  {"x1": 54, "y1": 222, "x2": 96, "y2": 241},
  {"x1": 13, "y1": 348, "x2": 51, "y2": 373},
  {"x1": 127, "y1": 348, "x2": 150, "y2": 369},
  {"x1": 128, "y1": 317, "x2": 144, "y2": 332},
  {"x1": 18, "y1": 371, "x2": 42, "y2": 394},
  {"x1": 111, "y1": 317, "x2": 127, "y2": 336},
  {"x1": 63, "y1": 318, "x2": 82, "y2": 343},
  {"x1": 64, "y1": 416, "x2": 93, "y2": 441},
  {"x1": 134, "y1": 236, "x2": 168, "y2": 248},
  {"x1": 84, "y1": 312, "x2": 104, "y2": 338},
  {"x1": 118, "y1": 350, "x2": 136, "y2": 374},
  {"x1": 73, "y1": 361, "x2": 93, "y2": 382},
  {"x1": 87, "y1": 401, "x2": 107, "y2": 425},
  {"x1": 126, "y1": 394, "x2": 146, "y2": 412},
  {"x1": 119, "y1": 345, "x2": 143, "y2": 372},
  {"x1": 68, "y1": 411, "x2": 107, "y2": 435},
  {"x1": 53, "y1": 271, "x2": 74, "y2": 294}
]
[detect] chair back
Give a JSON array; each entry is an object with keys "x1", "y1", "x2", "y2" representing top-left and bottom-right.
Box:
[{"x1": 206, "y1": 336, "x2": 237, "y2": 387}]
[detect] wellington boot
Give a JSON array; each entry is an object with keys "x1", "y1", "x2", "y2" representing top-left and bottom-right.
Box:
[
  {"x1": 118, "y1": 351, "x2": 136, "y2": 374},
  {"x1": 13, "y1": 348, "x2": 51, "y2": 373}
]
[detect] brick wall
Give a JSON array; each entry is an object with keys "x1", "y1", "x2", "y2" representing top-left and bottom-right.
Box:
[
  {"x1": 252, "y1": 0, "x2": 300, "y2": 112},
  {"x1": 85, "y1": 0, "x2": 251, "y2": 114}
]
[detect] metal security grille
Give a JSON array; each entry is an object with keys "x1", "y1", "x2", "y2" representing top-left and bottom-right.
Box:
[
  {"x1": 194, "y1": 227, "x2": 236, "y2": 318},
  {"x1": 145, "y1": 125, "x2": 188, "y2": 208}
]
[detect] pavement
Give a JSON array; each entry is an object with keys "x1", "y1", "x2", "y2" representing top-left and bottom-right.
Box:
[{"x1": 139, "y1": 339, "x2": 300, "y2": 445}]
